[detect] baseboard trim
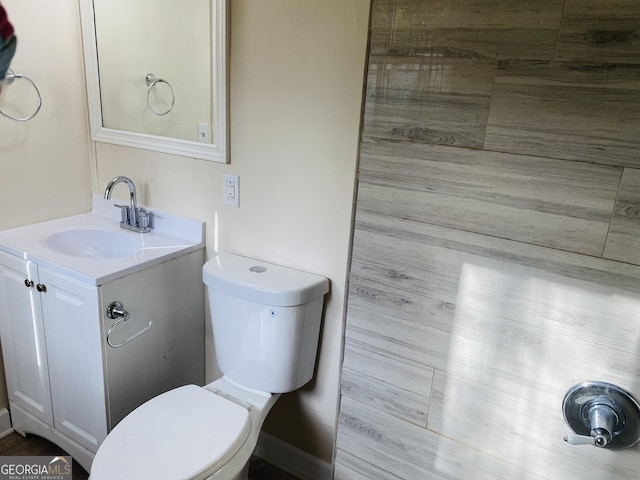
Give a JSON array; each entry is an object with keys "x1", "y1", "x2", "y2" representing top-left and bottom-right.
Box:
[
  {"x1": 0, "y1": 408, "x2": 13, "y2": 440},
  {"x1": 254, "y1": 432, "x2": 332, "y2": 480}
]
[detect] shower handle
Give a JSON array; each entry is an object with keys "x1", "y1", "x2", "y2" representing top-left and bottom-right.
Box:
[
  {"x1": 562, "y1": 381, "x2": 640, "y2": 449},
  {"x1": 564, "y1": 403, "x2": 617, "y2": 447}
]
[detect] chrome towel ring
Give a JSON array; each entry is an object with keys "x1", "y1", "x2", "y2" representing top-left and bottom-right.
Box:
[
  {"x1": 0, "y1": 68, "x2": 42, "y2": 122},
  {"x1": 145, "y1": 73, "x2": 175, "y2": 116}
]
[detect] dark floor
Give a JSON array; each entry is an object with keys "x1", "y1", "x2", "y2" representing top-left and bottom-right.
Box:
[{"x1": 0, "y1": 432, "x2": 299, "y2": 479}]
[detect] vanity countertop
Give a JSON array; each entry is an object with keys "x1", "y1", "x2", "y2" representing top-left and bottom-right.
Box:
[{"x1": 0, "y1": 195, "x2": 204, "y2": 285}]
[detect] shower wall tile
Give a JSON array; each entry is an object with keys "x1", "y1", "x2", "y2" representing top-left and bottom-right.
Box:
[
  {"x1": 362, "y1": 56, "x2": 494, "y2": 148},
  {"x1": 351, "y1": 208, "x2": 640, "y2": 299},
  {"x1": 337, "y1": 397, "x2": 442, "y2": 480},
  {"x1": 349, "y1": 210, "x2": 640, "y2": 388},
  {"x1": 342, "y1": 209, "x2": 640, "y2": 476},
  {"x1": 604, "y1": 168, "x2": 640, "y2": 264},
  {"x1": 344, "y1": 213, "x2": 458, "y2": 422},
  {"x1": 357, "y1": 138, "x2": 621, "y2": 256},
  {"x1": 336, "y1": 396, "x2": 547, "y2": 480},
  {"x1": 557, "y1": 0, "x2": 640, "y2": 64},
  {"x1": 340, "y1": 336, "x2": 433, "y2": 426},
  {"x1": 485, "y1": 61, "x2": 640, "y2": 167},
  {"x1": 338, "y1": 1, "x2": 640, "y2": 478},
  {"x1": 334, "y1": 449, "x2": 404, "y2": 480},
  {"x1": 370, "y1": 0, "x2": 564, "y2": 60},
  {"x1": 604, "y1": 348, "x2": 640, "y2": 398},
  {"x1": 428, "y1": 372, "x2": 640, "y2": 479}
]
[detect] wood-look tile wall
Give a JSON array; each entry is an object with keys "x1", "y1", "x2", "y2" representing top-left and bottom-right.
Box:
[{"x1": 336, "y1": 0, "x2": 640, "y2": 478}]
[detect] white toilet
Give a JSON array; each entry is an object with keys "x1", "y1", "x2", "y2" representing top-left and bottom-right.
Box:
[{"x1": 89, "y1": 253, "x2": 329, "y2": 480}]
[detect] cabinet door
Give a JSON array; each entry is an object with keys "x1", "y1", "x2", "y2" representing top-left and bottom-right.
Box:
[
  {"x1": 38, "y1": 266, "x2": 107, "y2": 452},
  {"x1": 0, "y1": 252, "x2": 53, "y2": 424}
]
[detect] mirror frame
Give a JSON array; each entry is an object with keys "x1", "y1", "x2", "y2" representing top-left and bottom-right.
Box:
[{"x1": 79, "y1": 0, "x2": 229, "y2": 163}]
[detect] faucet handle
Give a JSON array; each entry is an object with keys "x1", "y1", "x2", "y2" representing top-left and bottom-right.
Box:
[
  {"x1": 138, "y1": 208, "x2": 153, "y2": 231},
  {"x1": 114, "y1": 204, "x2": 131, "y2": 225}
]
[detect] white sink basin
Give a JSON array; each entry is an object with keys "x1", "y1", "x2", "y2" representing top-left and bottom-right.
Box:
[
  {"x1": 0, "y1": 195, "x2": 204, "y2": 285},
  {"x1": 45, "y1": 229, "x2": 143, "y2": 258}
]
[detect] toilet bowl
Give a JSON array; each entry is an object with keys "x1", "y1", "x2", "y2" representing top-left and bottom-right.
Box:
[
  {"x1": 89, "y1": 254, "x2": 328, "y2": 480},
  {"x1": 90, "y1": 378, "x2": 278, "y2": 480}
]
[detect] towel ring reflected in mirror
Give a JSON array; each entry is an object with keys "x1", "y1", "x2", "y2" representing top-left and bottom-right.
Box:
[
  {"x1": 79, "y1": 0, "x2": 229, "y2": 162},
  {"x1": 145, "y1": 73, "x2": 175, "y2": 116},
  {"x1": 0, "y1": 68, "x2": 42, "y2": 122}
]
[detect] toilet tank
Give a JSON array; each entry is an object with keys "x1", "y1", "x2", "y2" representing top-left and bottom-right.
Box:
[{"x1": 202, "y1": 254, "x2": 329, "y2": 393}]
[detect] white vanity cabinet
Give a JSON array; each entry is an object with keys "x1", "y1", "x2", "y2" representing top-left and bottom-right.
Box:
[
  {"x1": 0, "y1": 198, "x2": 205, "y2": 472},
  {"x1": 0, "y1": 248, "x2": 205, "y2": 472},
  {"x1": 0, "y1": 252, "x2": 55, "y2": 427},
  {"x1": 38, "y1": 265, "x2": 106, "y2": 451},
  {"x1": 0, "y1": 250, "x2": 107, "y2": 453}
]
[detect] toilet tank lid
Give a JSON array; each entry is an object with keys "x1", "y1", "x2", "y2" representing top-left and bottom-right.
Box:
[{"x1": 203, "y1": 253, "x2": 329, "y2": 306}]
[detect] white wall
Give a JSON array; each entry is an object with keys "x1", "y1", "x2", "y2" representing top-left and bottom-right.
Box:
[
  {"x1": 0, "y1": 0, "x2": 92, "y2": 408},
  {"x1": 94, "y1": 0, "x2": 370, "y2": 464},
  {"x1": 0, "y1": 0, "x2": 92, "y2": 227}
]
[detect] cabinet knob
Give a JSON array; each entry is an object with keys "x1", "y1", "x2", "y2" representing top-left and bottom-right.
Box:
[
  {"x1": 36, "y1": 284, "x2": 47, "y2": 293},
  {"x1": 24, "y1": 279, "x2": 34, "y2": 288}
]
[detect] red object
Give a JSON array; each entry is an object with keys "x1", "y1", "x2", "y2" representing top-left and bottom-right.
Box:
[{"x1": 0, "y1": 4, "x2": 14, "y2": 42}]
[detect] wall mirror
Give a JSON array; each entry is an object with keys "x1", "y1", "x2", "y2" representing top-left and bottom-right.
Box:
[{"x1": 79, "y1": 0, "x2": 228, "y2": 162}]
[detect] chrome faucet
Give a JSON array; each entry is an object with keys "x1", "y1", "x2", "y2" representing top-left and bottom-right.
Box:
[{"x1": 104, "y1": 176, "x2": 153, "y2": 233}]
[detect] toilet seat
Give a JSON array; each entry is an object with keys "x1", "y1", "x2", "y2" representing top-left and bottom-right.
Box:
[{"x1": 90, "y1": 385, "x2": 250, "y2": 480}]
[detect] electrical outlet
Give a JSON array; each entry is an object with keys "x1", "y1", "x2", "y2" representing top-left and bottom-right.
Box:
[
  {"x1": 223, "y1": 174, "x2": 239, "y2": 207},
  {"x1": 197, "y1": 123, "x2": 210, "y2": 143}
]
